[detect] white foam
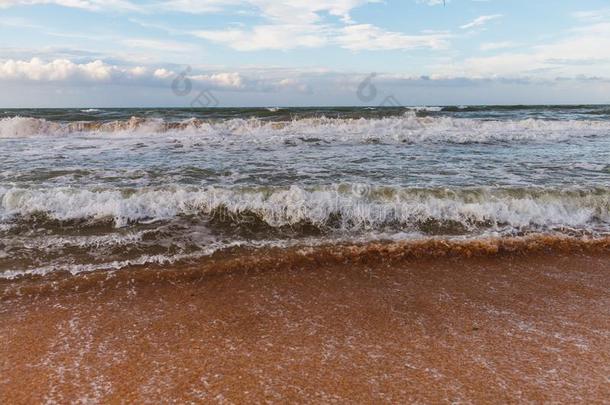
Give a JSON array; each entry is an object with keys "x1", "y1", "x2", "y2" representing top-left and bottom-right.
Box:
[
  {"x1": 2, "y1": 113, "x2": 610, "y2": 143},
  {"x1": 0, "y1": 238, "x2": 296, "y2": 279},
  {"x1": 0, "y1": 117, "x2": 64, "y2": 138},
  {"x1": 1, "y1": 185, "x2": 607, "y2": 231},
  {"x1": 407, "y1": 106, "x2": 443, "y2": 112}
]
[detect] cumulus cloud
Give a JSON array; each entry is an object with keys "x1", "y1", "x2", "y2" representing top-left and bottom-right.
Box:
[
  {"x1": 0, "y1": 58, "x2": 320, "y2": 93},
  {"x1": 0, "y1": 58, "x2": 117, "y2": 82},
  {"x1": 191, "y1": 72, "x2": 245, "y2": 89},
  {"x1": 0, "y1": 58, "x2": 224, "y2": 87},
  {"x1": 2, "y1": 57, "x2": 610, "y2": 108}
]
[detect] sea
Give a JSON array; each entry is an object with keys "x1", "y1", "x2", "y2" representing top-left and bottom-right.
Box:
[{"x1": 1, "y1": 105, "x2": 609, "y2": 279}]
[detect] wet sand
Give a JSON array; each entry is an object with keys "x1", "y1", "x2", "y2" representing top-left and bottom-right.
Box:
[{"x1": 1, "y1": 250, "x2": 609, "y2": 403}]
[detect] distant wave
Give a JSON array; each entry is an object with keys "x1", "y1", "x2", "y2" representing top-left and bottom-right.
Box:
[
  {"x1": 407, "y1": 106, "x2": 443, "y2": 112},
  {"x1": 2, "y1": 113, "x2": 610, "y2": 143},
  {"x1": 439, "y1": 105, "x2": 607, "y2": 112}
]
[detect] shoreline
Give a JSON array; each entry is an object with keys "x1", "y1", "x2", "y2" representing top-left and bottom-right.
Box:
[
  {"x1": 1, "y1": 245, "x2": 609, "y2": 402},
  {"x1": 2, "y1": 234, "x2": 609, "y2": 294}
]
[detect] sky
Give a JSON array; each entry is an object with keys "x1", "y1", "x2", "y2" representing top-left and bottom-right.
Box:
[{"x1": 1, "y1": 0, "x2": 610, "y2": 107}]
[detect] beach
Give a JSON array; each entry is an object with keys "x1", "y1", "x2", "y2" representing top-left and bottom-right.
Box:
[
  {"x1": 2, "y1": 240, "x2": 609, "y2": 403},
  {"x1": 1, "y1": 106, "x2": 609, "y2": 403},
  {"x1": 3, "y1": 0, "x2": 610, "y2": 402}
]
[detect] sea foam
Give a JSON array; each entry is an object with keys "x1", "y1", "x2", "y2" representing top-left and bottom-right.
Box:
[
  {"x1": 2, "y1": 113, "x2": 610, "y2": 144},
  {"x1": 1, "y1": 185, "x2": 608, "y2": 232}
]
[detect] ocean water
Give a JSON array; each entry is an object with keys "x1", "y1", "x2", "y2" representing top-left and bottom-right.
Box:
[{"x1": 1, "y1": 106, "x2": 609, "y2": 278}]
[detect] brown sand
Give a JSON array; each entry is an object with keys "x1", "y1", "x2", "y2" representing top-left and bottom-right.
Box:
[{"x1": 1, "y1": 250, "x2": 609, "y2": 403}]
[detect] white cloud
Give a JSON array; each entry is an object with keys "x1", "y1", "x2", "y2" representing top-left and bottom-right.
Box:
[
  {"x1": 0, "y1": 16, "x2": 43, "y2": 29},
  {"x1": 149, "y1": 0, "x2": 242, "y2": 15},
  {"x1": 438, "y1": 21, "x2": 610, "y2": 78},
  {"x1": 1, "y1": 0, "x2": 451, "y2": 52},
  {"x1": 337, "y1": 24, "x2": 450, "y2": 51},
  {"x1": 120, "y1": 39, "x2": 197, "y2": 53},
  {"x1": 0, "y1": 58, "x2": 116, "y2": 81},
  {"x1": 0, "y1": 0, "x2": 377, "y2": 19},
  {"x1": 480, "y1": 41, "x2": 517, "y2": 51},
  {"x1": 417, "y1": 0, "x2": 447, "y2": 5},
  {"x1": 191, "y1": 72, "x2": 245, "y2": 89},
  {"x1": 153, "y1": 68, "x2": 173, "y2": 79},
  {"x1": 0, "y1": 58, "x2": 316, "y2": 93},
  {"x1": 157, "y1": 0, "x2": 376, "y2": 23},
  {"x1": 0, "y1": 58, "x2": 179, "y2": 86},
  {"x1": 196, "y1": 23, "x2": 450, "y2": 52},
  {"x1": 573, "y1": 8, "x2": 610, "y2": 22},
  {"x1": 193, "y1": 1, "x2": 446, "y2": 52},
  {"x1": 460, "y1": 14, "x2": 502, "y2": 30},
  {"x1": 194, "y1": 24, "x2": 328, "y2": 51},
  {"x1": 0, "y1": 0, "x2": 140, "y2": 12},
  {"x1": 2, "y1": 58, "x2": 610, "y2": 108}
]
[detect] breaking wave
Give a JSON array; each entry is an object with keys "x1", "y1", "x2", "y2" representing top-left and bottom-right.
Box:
[
  {"x1": 2, "y1": 113, "x2": 610, "y2": 143},
  {"x1": 2, "y1": 185, "x2": 608, "y2": 234}
]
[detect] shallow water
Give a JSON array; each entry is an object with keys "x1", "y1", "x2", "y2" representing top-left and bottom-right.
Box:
[{"x1": 1, "y1": 106, "x2": 609, "y2": 277}]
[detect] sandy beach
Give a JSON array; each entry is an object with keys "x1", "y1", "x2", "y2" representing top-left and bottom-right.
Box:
[
  {"x1": 3, "y1": 1, "x2": 610, "y2": 402},
  {"x1": 2, "y1": 242, "x2": 609, "y2": 403}
]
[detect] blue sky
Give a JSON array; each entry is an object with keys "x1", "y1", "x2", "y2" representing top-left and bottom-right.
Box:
[{"x1": 1, "y1": 0, "x2": 610, "y2": 107}]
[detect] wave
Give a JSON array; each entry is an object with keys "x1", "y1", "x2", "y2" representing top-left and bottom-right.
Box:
[
  {"x1": 2, "y1": 185, "x2": 608, "y2": 234},
  {"x1": 407, "y1": 106, "x2": 443, "y2": 112},
  {"x1": 439, "y1": 105, "x2": 608, "y2": 112},
  {"x1": 2, "y1": 113, "x2": 610, "y2": 143},
  {"x1": 2, "y1": 234, "x2": 609, "y2": 282}
]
